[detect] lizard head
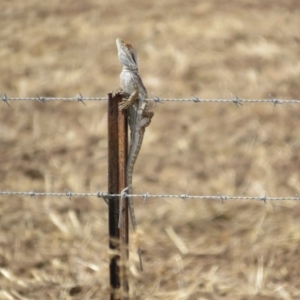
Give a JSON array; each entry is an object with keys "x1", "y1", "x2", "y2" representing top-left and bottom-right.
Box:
[{"x1": 116, "y1": 38, "x2": 138, "y2": 71}]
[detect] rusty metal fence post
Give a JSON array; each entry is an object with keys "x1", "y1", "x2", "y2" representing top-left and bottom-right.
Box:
[{"x1": 107, "y1": 92, "x2": 129, "y2": 299}]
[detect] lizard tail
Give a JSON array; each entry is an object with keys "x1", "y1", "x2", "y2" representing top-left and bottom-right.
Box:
[{"x1": 127, "y1": 172, "x2": 143, "y2": 271}]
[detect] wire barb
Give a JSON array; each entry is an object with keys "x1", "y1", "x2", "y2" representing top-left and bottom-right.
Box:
[
  {"x1": 269, "y1": 94, "x2": 282, "y2": 107},
  {"x1": 29, "y1": 191, "x2": 36, "y2": 199},
  {"x1": 97, "y1": 191, "x2": 110, "y2": 204},
  {"x1": 142, "y1": 192, "x2": 149, "y2": 203},
  {"x1": 180, "y1": 191, "x2": 189, "y2": 202},
  {"x1": 152, "y1": 94, "x2": 164, "y2": 104},
  {"x1": 76, "y1": 93, "x2": 86, "y2": 106},
  {"x1": 191, "y1": 95, "x2": 200, "y2": 103},
  {"x1": 37, "y1": 94, "x2": 46, "y2": 103},
  {"x1": 66, "y1": 191, "x2": 73, "y2": 201},
  {"x1": 231, "y1": 94, "x2": 243, "y2": 107},
  {"x1": 2, "y1": 93, "x2": 10, "y2": 107},
  {"x1": 219, "y1": 194, "x2": 227, "y2": 204},
  {"x1": 260, "y1": 193, "x2": 267, "y2": 204}
]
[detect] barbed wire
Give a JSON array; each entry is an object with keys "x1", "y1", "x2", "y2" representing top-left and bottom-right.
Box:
[
  {"x1": 0, "y1": 93, "x2": 107, "y2": 106},
  {"x1": 151, "y1": 94, "x2": 300, "y2": 106},
  {"x1": 0, "y1": 190, "x2": 299, "y2": 203},
  {"x1": 1, "y1": 93, "x2": 300, "y2": 106}
]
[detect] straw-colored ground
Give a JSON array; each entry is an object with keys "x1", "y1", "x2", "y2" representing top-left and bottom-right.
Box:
[{"x1": 1, "y1": 1, "x2": 300, "y2": 299}]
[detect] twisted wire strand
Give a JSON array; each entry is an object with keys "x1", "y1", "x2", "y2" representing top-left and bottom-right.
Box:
[
  {"x1": 1, "y1": 94, "x2": 300, "y2": 105},
  {"x1": 0, "y1": 191, "x2": 299, "y2": 202}
]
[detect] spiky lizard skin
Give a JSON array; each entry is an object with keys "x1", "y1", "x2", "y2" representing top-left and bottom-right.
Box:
[{"x1": 116, "y1": 38, "x2": 154, "y2": 271}]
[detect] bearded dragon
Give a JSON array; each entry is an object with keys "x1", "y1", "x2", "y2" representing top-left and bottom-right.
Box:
[{"x1": 116, "y1": 38, "x2": 154, "y2": 271}]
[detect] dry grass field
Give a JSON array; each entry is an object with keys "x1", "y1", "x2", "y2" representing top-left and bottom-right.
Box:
[{"x1": 1, "y1": 0, "x2": 300, "y2": 299}]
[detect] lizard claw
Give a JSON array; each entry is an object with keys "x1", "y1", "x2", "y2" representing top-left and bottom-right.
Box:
[{"x1": 112, "y1": 88, "x2": 123, "y2": 98}]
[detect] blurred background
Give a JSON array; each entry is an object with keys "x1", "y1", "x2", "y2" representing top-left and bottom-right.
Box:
[{"x1": 1, "y1": 0, "x2": 300, "y2": 299}]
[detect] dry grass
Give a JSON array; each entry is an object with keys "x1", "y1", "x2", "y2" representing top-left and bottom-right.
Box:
[{"x1": 1, "y1": 0, "x2": 300, "y2": 299}]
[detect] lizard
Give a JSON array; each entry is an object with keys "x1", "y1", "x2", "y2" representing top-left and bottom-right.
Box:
[{"x1": 116, "y1": 38, "x2": 154, "y2": 271}]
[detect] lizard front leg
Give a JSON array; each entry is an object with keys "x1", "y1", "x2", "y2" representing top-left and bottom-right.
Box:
[{"x1": 118, "y1": 86, "x2": 139, "y2": 111}]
